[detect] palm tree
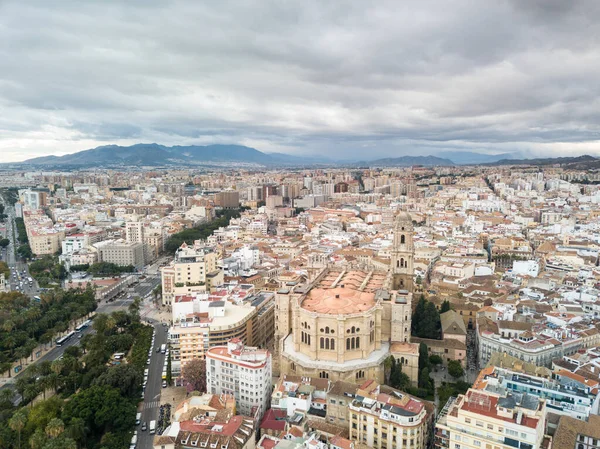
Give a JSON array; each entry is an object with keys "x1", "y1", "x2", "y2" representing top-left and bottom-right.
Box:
[
  {"x1": 15, "y1": 377, "x2": 28, "y2": 398},
  {"x1": 0, "y1": 387, "x2": 15, "y2": 406},
  {"x1": 0, "y1": 361, "x2": 13, "y2": 378},
  {"x1": 2, "y1": 319, "x2": 14, "y2": 333},
  {"x1": 51, "y1": 359, "x2": 63, "y2": 376},
  {"x1": 37, "y1": 377, "x2": 48, "y2": 400},
  {"x1": 9, "y1": 408, "x2": 27, "y2": 449},
  {"x1": 23, "y1": 383, "x2": 38, "y2": 406},
  {"x1": 29, "y1": 429, "x2": 46, "y2": 449},
  {"x1": 45, "y1": 418, "x2": 65, "y2": 439},
  {"x1": 66, "y1": 417, "x2": 87, "y2": 447},
  {"x1": 45, "y1": 373, "x2": 59, "y2": 394}
]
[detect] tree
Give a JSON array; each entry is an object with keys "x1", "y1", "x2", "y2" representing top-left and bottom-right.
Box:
[
  {"x1": 93, "y1": 365, "x2": 141, "y2": 398},
  {"x1": 9, "y1": 408, "x2": 28, "y2": 449},
  {"x1": 412, "y1": 296, "x2": 441, "y2": 339},
  {"x1": 440, "y1": 300, "x2": 451, "y2": 313},
  {"x1": 182, "y1": 358, "x2": 206, "y2": 392},
  {"x1": 429, "y1": 354, "x2": 443, "y2": 366},
  {"x1": 389, "y1": 357, "x2": 400, "y2": 387},
  {"x1": 0, "y1": 261, "x2": 10, "y2": 279},
  {"x1": 29, "y1": 429, "x2": 46, "y2": 449},
  {"x1": 65, "y1": 417, "x2": 87, "y2": 446},
  {"x1": 45, "y1": 418, "x2": 65, "y2": 439},
  {"x1": 418, "y1": 343, "x2": 430, "y2": 372},
  {"x1": 448, "y1": 360, "x2": 465, "y2": 379},
  {"x1": 418, "y1": 367, "x2": 431, "y2": 389},
  {"x1": 166, "y1": 351, "x2": 172, "y2": 386},
  {"x1": 17, "y1": 244, "x2": 33, "y2": 260},
  {"x1": 62, "y1": 385, "x2": 136, "y2": 436}
]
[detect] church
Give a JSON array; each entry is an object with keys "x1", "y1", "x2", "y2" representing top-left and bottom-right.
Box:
[{"x1": 274, "y1": 212, "x2": 420, "y2": 384}]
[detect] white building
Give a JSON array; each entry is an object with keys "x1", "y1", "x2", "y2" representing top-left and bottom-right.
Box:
[
  {"x1": 61, "y1": 234, "x2": 90, "y2": 255},
  {"x1": 206, "y1": 339, "x2": 271, "y2": 419}
]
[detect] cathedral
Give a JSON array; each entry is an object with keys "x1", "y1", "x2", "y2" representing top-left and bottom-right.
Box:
[{"x1": 274, "y1": 211, "x2": 420, "y2": 384}]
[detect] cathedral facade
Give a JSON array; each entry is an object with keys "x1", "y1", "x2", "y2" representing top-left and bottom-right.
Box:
[{"x1": 274, "y1": 212, "x2": 419, "y2": 384}]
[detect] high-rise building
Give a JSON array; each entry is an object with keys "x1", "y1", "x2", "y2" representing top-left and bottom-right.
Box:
[{"x1": 206, "y1": 339, "x2": 272, "y2": 418}]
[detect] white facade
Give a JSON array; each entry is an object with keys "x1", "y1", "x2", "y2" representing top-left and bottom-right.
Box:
[
  {"x1": 61, "y1": 234, "x2": 89, "y2": 255},
  {"x1": 206, "y1": 339, "x2": 271, "y2": 419}
]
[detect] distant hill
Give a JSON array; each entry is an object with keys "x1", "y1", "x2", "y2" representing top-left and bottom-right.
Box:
[
  {"x1": 21, "y1": 143, "x2": 328, "y2": 167},
  {"x1": 490, "y1": 154, "x2": 599, "y2": 167},
  {"x1": 437, "y1": 151, "x2": 516, "y2": 165},
  {"x1": 366, "y1": 155, "x2": 454, "y2": 167}
]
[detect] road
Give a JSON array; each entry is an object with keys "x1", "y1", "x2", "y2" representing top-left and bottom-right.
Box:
[
  {"x1": 0, "y1": 296, "x2": 149, "y2": 403},
  {"x1": 137, "y1": 320, "x2": 168, "y2": 449},
  {"x1": 0, "y1": 199, "x2": 41, "y2": 297}
]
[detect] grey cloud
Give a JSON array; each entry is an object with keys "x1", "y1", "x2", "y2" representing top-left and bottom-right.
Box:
[{"x1": 1, "y1": 0, "x2": 600, "y2": 161}]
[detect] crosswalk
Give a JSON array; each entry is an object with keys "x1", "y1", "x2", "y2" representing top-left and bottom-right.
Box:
[{"x1": 144, "y1": 401, "x2": 161, "y2": 410}]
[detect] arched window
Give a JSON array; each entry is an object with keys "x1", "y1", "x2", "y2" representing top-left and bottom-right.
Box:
[
  {"x1": 401, "y1": 235, "x2": 405, "y2": 244},
  {"x1": 400, "y1": 258, "x2": 404, "y2": 268},
  {"x1": 356, "y1": 370, "x2": 365, "y2": 380},
  {"x1": 325, "y1": 326, "x2": 330, "y2": 334},
  {"x1": 351, "y1": 326, "x2": 356, "y2": 333},
  {"x1": 325, "y1": 338, "x2": 330, "y2": 350},
  {"x1": 351, "y1": 337, "x2": 356, "y2": 349},
  {"x1": 346, "y1": 338, "x2": 350, "y2": 350},
  {"x1": 320, "y1": 337, "x2": 324, "y2": 349},
  {"x1": 319, "y1": 371, "x2": 329, "y2": 379},
  {"x1": 397, "y1": 260, "x2": 400, "y2": 268},
  {"x1": 356, "y1": 337, "x2": 360, "y2": 348},
  {"x1": 401, "y1": 357, "x2": 405, "y2": 365},
  {"x1": 331, "y1": 339, "x2": 335, "y2": 350},
  {"x1": 301, "y1": 332, "x2": 305, "y2": 344}
]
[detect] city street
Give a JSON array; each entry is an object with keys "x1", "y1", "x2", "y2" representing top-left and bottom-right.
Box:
[{"x1": 137, "y1": 320, "x2": 168, "y2": 449}]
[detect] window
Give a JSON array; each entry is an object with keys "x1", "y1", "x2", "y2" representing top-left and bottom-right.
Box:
[{"x1": 475, "y1": 421, "x2": 483, "y2": 428}]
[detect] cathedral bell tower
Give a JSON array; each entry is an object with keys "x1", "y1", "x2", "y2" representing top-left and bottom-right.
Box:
[{"x1": 390, "y1": 211, "x2": 414, "y2": 292}]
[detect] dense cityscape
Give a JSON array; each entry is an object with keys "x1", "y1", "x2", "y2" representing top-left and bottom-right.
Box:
[{"x1": 0, "y1": 162, "x2": 598, "y2": 449}]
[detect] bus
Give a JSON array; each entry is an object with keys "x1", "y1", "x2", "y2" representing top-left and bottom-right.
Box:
[
  {"x1": 33, "y1": 296, "x2": 41, "y2": 302},
  {"x1": 75, "y1": 319, "x2": 92, "y2": 332},
  {"x1": 56, "y1": 331, "x2": 76, "y2": 346}
]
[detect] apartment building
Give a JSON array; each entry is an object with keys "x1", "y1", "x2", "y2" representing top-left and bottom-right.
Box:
[
  {"x1": 29, "y1": 228, "x2": 64, "y2": 255},
  {"x1": 474, "y1": 365, "x2": 600, "y2": 422},
  {"x1": 161, "y1": 242, "x2": 220, "y2": 306},
  {"x1": 214, "y1": 191, "x2": 240, "y2": 209},
  {"x1": 168, "y1": 291, "x2": 275, "y2": 370},
  {"x1": 348, "y1": 380, "x2": 432, "y2": 449},
  {"x1": 96, "y1": 240, "x2": 145, "y2": 270},
  {"x1": 434, "y1": 389, "x2": 547, "y2": 449},
  {"x1": 206, "y1": 339, "x2": 272, "y2": 418}
]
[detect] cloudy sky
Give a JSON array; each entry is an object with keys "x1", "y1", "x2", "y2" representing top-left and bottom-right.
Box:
[{"x1": 2, "y1": 0, "x2": 600, "y2": 162}]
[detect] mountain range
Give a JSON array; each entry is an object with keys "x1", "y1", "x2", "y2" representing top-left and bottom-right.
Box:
[{"x1": 13, "y1": 143, "x2": 595, "y2": 168}]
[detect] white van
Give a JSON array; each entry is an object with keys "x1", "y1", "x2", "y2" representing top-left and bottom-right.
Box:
[
  {"x1": 136, "y1": 413, "x2": 142, "y2": 425},
  {"x1": 129, "y1": 431, "x2": 137, "y2": 449},
  {"x1": 149, "y1": 420, "x2": 156, "y2": 434}
]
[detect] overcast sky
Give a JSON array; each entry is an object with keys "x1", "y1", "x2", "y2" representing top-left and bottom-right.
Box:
[{"x1": 2, "y1": 0, "x2": 600, "y2": 162}]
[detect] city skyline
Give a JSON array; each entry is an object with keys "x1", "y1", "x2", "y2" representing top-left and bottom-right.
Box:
[{"x1": 3, "y1": 1, "x2": 600, "y2": 162}]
